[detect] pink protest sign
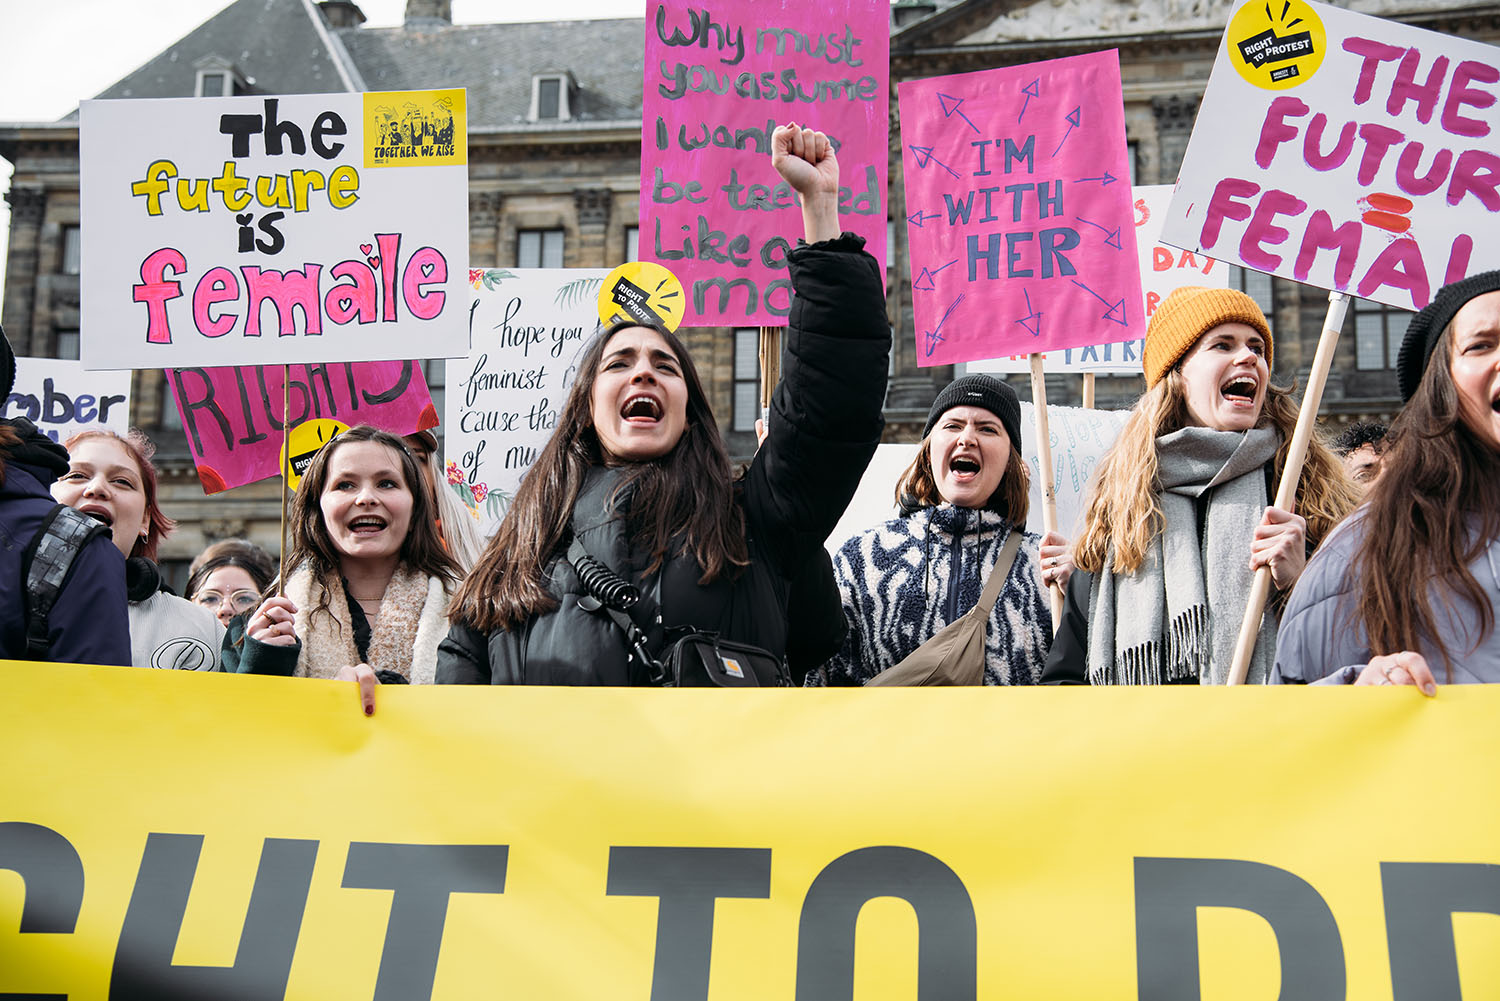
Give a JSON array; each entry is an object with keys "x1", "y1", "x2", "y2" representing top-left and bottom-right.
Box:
[
  {"x1": 166, "y1": 361, "x2": 437, "y2": 494},
  {"x1": 897, "y1": 51, "x2": 1143, "y2": 367},
  {"x1": 641, "y1": 0, "x2": 888, "y2": 326}
]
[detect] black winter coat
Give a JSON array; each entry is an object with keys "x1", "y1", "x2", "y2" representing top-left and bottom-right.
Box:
[{"x1": 437, "y1": 234, "x2": 889, "y2": 685}]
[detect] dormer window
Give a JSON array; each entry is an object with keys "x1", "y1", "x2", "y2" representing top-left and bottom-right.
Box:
[
  {"x1": 194, "y1": 55, "x2": 247, "y2": 97},
  {"x1": 530, "y1": 72, "x2": 575, "y2": 122}
]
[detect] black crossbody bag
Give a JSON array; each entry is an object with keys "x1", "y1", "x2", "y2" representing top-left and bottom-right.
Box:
[{"x1": 565, "y1": 534, "x2": 791, "y2": 688}]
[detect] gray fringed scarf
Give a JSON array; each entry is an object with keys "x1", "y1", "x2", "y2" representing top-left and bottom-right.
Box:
[{"x1": 1087, "y1": 426, "x2": 1282, "y2": 686}]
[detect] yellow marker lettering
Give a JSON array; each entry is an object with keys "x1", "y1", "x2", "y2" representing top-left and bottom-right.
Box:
[
  {"x1": 328, "y1": 165, "x2": 360, "y2": 209},
  {"x1": 290, "y1": 168, "x2": 326, "y2": 213},
  {"x1": 211, "y1": 161, "x2": 252, "y2": 212},
  {"x1": 175, "y1": 177, "x2": 211, "y2": 213},
  {"x1": 129, "y1": 160, "x2": 177, "y2": 217},
  {"x1": 254, "y1": 173, "x2": 292, "y2": 210}
]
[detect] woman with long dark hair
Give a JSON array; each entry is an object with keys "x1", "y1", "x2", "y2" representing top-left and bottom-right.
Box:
[
  {"x1": 1274, "y1": 273, "x2": 1500, "y2": 688},
  {"x1": 1042, "y1": 287, "x2": 1360, "y2": 685},
  {"x1": 809, "y1": 374, "x2": 1052, "y2": 686},
  {"x1": 239, "y1": 424, "x2": 461, "y2": 683},
  {"x1": 438, "y1": 124, "x2": 889, "y2": 685}
]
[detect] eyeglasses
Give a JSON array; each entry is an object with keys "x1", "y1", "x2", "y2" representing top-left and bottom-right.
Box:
[{"x1": 194, "y1": 590, "x2": 261, "y2": 614}]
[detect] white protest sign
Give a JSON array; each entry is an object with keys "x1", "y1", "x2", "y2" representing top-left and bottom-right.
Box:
[
  {"x1": 971, "y1": 186, "x2": 1228, "y2": 375},
  {"x1": 2, "y1": 358, "x2": 132, "y2": 444},
  {"x1": 80, "y1": 91, "x2": 470, "y2": 370},
  {"x1": 1161, "y1": 0, "x2": 1497, "y2": 311},
  {"x1": 444, "y1": 269, "x2": 607, "y2": 536},
  {"x1": 826, "y1": 402, "x2": 1129, "y2": 552}
]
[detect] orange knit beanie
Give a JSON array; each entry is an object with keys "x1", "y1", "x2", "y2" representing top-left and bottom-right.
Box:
[{"x1": 1142, "y1": 286, "x2": 1272, "y2": 388}]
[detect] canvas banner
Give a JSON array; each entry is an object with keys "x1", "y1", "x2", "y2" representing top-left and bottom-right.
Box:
[
  {"x1": 166, "y1": 361, "x2": 437, "y2": 494},
  {"x1": 2, "y1": 663, "x2": 1498, "y2": 998},
  {"x1": 2, "y1": 358, "x2": 131, "y2": 443},
  {"x1": 641, "y1": 0, "x2": 889, "y2": 325},
  {"x1": 1160, "y1": 0, "x2": 1498, "y2": 310},
  {"x1": 80, "y1": 90, "x2": 470, "y2": 370},
  {"x1": 445, "y1": 269, "x2": 607, "y2": 534},
  {"x1": 972, "y1": 185, "x2": 1228, "y2": 375},
  {"x1": 898, "y1": 50, "x2": 1143, "y2": 367}
]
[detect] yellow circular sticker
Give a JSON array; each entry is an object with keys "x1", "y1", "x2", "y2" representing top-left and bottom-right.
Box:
[
  {"x1": 597, "y1": 261, "x2": 686, "y2": 332},
  {"x1": 280, "y1": 418, "x2": 348, "y2": 491},
  {"x1": 1226, "y1": 0, "x2": 1326, "y2": 90}
]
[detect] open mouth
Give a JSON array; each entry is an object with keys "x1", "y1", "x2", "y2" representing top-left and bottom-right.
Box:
[
  {"x1": 349, "y1": 516, "x2": 388, "y2": 535},
  {"x1": 1221, "y1": 377, "x2": 1258, "y2": 405},
  {"x1": 78, "y1": 505, "x2": 113, "y2": 527},
  {"x1": 621, "y1": 394, "x2": 662, "y2": 423},
  {"x1": 949, "y1": 455, "x2": 981, "y2": 477}
]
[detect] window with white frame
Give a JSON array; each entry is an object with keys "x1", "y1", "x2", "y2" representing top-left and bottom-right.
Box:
[
  {"x1": 160, "y1": 376, "x2": 182, "y2": 430},
  {"x1": 625, "y1": 226, "x2": 639, "y2": 263},
  {"x1": 61, "y1": 226, "x2": 81, "y2": 275},
  {"x1": 530, "y1": 73, "x2": 573, "y2": 122},
  {"x1": 518, "y1": 229, "x2": 564, "y2": 268},
  {"x1": 733, "y1": 328, "x2": 760, "y2": 433},
  {"x1": 1349, "y1": 298, "x2": 1413, "y2": 370}
]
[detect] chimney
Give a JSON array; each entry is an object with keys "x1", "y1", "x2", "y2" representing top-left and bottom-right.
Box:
[
  {"x1": 892, "y1": 0, "x2": 937, "y2": 29},
  {"x1": 405, "y1": 0, "x2": 452, "y2": 27},
  {"x1": 318, "y1": 1, "x2": 366, "y2": 29}
]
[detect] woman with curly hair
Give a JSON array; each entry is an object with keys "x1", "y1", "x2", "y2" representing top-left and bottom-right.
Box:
[
  {"x1": 1042, "y1": 286, "x2": 1360, "y2": 685},
  {"x1": 239, "y1": 424, "x2": 460, "y2": 685},
  {"x1": 1274, "y1": 272, "x2": 1500, "y2": 689}
]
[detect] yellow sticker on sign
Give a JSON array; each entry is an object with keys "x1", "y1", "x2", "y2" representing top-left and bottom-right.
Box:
[
  {"x1": 363, "y1": 89, "x2": 466, "y2": 168},
  {"x1": 280, "y1": 418, "x2": 347, "y2": 489},
  {"x1": 1226, "y1": 0, "x2": 1327, "y2": 90},
  {"x1": 597, "y1": 261, "x2": 686, "y2": 331}
]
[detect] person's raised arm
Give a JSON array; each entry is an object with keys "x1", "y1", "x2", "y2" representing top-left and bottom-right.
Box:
[{"x1": 772, "y1": 123, "x2": 840, "y2": 244}]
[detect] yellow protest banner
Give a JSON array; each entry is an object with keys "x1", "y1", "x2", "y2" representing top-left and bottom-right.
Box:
[{"x1": 2, "y1": 661, "x2": 1498, "y2": 999}]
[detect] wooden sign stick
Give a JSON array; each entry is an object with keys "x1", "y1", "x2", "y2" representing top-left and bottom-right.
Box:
[
  {"x1": 758, "y1": 325, "x2": 780, "y2": 418},
  {"x1": 1082, "y1": 372, "x2": 1096, "y2": 410},
  {"x1": 1029, "y1": 353, "x2": 1064, "y2": 629},
  {"x1": 1226, "y1": 290, "x2": 1350, "y2": 684},
  {"x1": 278, "y1": 363, "x2": 290, "y2": 597}
]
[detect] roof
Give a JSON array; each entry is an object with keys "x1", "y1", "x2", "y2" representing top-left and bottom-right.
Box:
[
  {"x1": 90, "y1": 0, "x2": 353, "y2": 112},
  {"x1": 335, "y1": 18, "x2": 645, "y2": 130}
]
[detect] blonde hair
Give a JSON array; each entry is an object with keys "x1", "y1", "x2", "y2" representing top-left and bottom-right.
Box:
[{"x1": 1074, "y1": 370, "x2": 1360, "y2": 575}]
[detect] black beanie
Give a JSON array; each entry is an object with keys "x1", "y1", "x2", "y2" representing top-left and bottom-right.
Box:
[
  {"x1": 922, "y1": 374, "x2": 1022, "y2": 450},
  {"x1": 1397, "y1": 270, "x2": 1500, "y2": 401},
  {"x1": 0, "y1": 324, "x2": 14, "y2": 402}
]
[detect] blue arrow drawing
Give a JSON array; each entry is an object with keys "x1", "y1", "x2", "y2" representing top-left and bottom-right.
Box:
[
  {"x1": 924, "y1": 294, "x2": 966, "y2": 356},
  {"x1": 907, "y1": 209, "x2": 941, "y2": 227},
  {"x1": 909, "y1": 145, "x2": 960, "y2": 179},
  {"x1": 1018, "y1": 79, "x2": 1040, "y2": 123},
  {"x1": 1076, "y1": 216, "x2": 1124, "y2": 250},
  {"x1": 1015, "y1": 288, "x2": 1043, "y2": 339},
  {"x1": 938, "y1": 93, "x2": 980, "y2": 134},
  {"x1": 1053, "y1": 107, "x2": 1082, "y2": 156},
  {"x1": 1071, "y1": 279, "x2": 1129, "y2": 326},
  {"x1": 1075, "y1": 171, "x2": 1118, "y2": 187},
  {"x1": 912, "y1": 259, "x2": 957, "y2": 291}
]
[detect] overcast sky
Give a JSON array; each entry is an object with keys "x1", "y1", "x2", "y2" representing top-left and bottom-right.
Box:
[{"x1": 0, "y1": 0, "x2": 645, "y2": 306}]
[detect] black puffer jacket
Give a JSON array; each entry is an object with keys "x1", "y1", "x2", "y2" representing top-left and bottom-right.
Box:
[{"x1": 436, "y1": 234, "x2": 889, "y2": 685}]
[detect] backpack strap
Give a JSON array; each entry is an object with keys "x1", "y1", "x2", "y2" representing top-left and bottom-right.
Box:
[{"x1": 22, "y1": 504, "x2": 109, "y2": 659}]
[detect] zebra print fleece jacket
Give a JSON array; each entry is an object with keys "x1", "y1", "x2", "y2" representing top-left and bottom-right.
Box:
[{"x1": 807, "y1": 504, "x2": 1052, "y2": 686}]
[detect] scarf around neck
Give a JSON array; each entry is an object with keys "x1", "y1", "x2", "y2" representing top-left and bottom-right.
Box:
[{"x1": 1087, "y1": 425, "x2": 1282, "y2": 686}]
